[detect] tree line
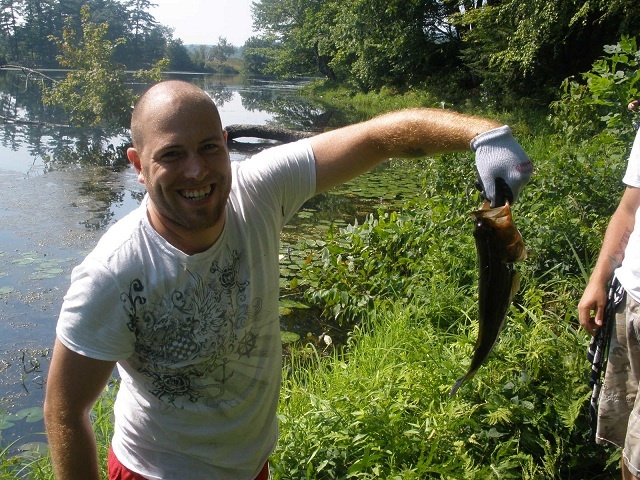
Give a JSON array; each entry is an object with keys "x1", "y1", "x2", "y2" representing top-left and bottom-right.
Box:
[
  {"x1": 0, "y1": 0, "x2": 240, "y2": 72},
  {"x1": 244, "y1": 0, "x2": 640, "y2": 104},
  {"x1": 5, "y1": 0, "x2": 639, "y2": 114}
]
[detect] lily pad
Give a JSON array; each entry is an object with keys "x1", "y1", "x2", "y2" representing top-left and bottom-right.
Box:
[
  {"x1": 280, "y1": 331, "x2": 300, "y2": 344},
  {"x1": 0, "y1": 417, "x2": 15, "y2": 430},
  {"x1": 15, "y1": 441, "x2": 49, "y2": 460},
  {"x1": 0, "y1": 286, "x2": 15, "y2": 294},
  {"x1": 14, "y1": 406, "x2": 44, "y2": 423}
]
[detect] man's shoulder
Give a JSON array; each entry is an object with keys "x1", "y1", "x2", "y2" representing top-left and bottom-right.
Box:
[{"x1": 86, "y1": 204, "x2": 148, "y2": 266}]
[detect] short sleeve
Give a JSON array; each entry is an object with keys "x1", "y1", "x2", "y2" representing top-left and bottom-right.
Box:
[
  {"x1": 236, "y1": 139, "x2": 316, "y2": 223},
  {"x1": 623, "y1": 130, "x2": 640, "y2": 188},
  {"x1": 56, "y1": 258, "x2": 136, "y2": 361}
]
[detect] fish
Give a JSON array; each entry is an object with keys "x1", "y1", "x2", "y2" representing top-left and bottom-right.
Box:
[{"x1": 450, "y1": 200, "x2": 526, "y2": 396}]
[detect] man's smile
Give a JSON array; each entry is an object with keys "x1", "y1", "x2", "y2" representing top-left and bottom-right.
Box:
[{"x1": 179, "y1": 184, "x2": 213, "y2": 200}]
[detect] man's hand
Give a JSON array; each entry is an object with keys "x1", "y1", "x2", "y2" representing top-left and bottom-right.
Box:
[
  {"x1": 578, "y1": 281, "x2": 608, "y2": 336},
  {"x1": 471, "y1": 126, "x2": 533, "y2": 207}
]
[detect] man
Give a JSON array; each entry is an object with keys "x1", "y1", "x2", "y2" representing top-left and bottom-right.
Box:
[
  {"x1": 579, "y1": 126, "x2": 640, "y2": 479},
  {"x1": 44, "y1": 80, "x2": 533, "y2": 479}
]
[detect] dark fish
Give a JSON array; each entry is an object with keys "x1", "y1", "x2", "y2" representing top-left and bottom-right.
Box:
[{"x1": 450, "y1": 200, "x2": 526, "y2": 396}]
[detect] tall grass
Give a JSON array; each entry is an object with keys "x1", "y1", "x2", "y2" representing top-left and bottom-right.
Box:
[{"x1": 274, "y1": 284, "x2": 614, "y2": 478}]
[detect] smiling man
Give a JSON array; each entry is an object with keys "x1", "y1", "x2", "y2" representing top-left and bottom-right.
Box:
[{"x1": 44, "y1": 80, "x2": 532, "y2": 480}]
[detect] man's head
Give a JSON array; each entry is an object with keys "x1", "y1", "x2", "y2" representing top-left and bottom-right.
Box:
[{"x1": 127, "y1": 80, "x2": 232, "y2": 254}]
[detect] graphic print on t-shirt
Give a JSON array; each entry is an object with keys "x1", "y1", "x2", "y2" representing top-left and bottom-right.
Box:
[{"x1": 119, "y1": 248, "x2": 264, "y2": 409}]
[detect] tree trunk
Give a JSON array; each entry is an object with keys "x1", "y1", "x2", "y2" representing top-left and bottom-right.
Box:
[{"x1": 225, "y1": 124, "x2": 315, "y2": 143}]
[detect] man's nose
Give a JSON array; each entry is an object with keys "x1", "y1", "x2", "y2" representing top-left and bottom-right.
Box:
[{"x1": 183, "y1": 152, "x2": 207, "y2": 179}]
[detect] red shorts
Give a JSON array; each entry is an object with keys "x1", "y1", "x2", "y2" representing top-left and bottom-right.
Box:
[{"x1": 108, "y1": 447, "x2": 269, "y2": 479}]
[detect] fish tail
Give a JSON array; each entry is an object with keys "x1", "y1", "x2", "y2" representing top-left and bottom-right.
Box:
[{"x1": 450, "y1": 376, "x2": 467, "y2": 397}]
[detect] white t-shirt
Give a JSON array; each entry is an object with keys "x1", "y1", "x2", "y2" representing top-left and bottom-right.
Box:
[
  {"x1": 616, "y1": 130, "x2": 640, "y2": 302},
  {"x1": 56, "y1": 140, "x2": 316, "y2": 479}
]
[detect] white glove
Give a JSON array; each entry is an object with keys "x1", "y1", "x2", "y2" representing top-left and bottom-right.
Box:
[{"x1": 471, "y1": 125, "x2": 533, "y2": 207}]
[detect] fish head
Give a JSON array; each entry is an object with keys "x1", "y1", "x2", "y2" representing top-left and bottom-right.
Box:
[{"x1": 472, "y1": 201, "x2": 527, "y2": 263}]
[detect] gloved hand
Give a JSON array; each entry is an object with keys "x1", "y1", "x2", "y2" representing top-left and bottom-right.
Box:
[{"x1": 471, "y1": 125, "x2": 533, "y2": 207}]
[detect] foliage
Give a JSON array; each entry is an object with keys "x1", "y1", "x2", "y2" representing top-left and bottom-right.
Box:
[
  {"x1": 551, "y1": 36, "x2": 640, "y2": 145},
  {"x1": 242, "y1": 36, "x2": 273, "y2": 75},
  {"x1": 190, "y1": 37, "x2": 239, "y2": 73},
  {"x1": 300, "y1": 177, "x2": 477, "y2": 325},
  {"x1": 269, "y1": 36, "x2": 634, "y2": 476},
  {"x1": 3, "y1": 31, "x2": 639, "y2": 479},
  {"x1": 251, "y1": 0, "x2": 640, "y2": 103},
  {"x1": 41, "y1": 5, "x2": 166, "y2": 129},
  {"x1": 0, "y1": 0, "x2": 203, "y2": 71},
  {"x1": 274, "y1": 293, "x2": 615, "y2": 478},
  {"x1": 251, "y1": 0, "x2": 461, "y2": 91}
]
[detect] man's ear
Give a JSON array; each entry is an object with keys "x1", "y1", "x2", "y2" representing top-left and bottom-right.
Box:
[
  {"x1": 127, "y1": 147, "x2": 145, "y2": 185},
  {"x1": 223, "y1": 129, "x2": 228, "y2": 143}
]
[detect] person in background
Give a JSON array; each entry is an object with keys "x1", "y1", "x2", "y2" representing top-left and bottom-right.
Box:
[
  {"x1": 579, "y1": 117, "x2": 640, "y2": 479},
  {"x1": 44, "y1": 80, "x2": 533, "y2": 480}
]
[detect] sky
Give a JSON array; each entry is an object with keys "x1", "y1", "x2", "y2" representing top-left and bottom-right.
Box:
[{"x1": 150, "y1": 0, "x2": 256, "y2": 47}]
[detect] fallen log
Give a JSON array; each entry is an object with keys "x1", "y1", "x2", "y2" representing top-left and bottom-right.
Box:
[{"x1": 225, "y1": 124, "x2": 315, "y2": 143}]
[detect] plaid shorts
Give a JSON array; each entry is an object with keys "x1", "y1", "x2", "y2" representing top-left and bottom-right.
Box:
[{"x1": 597, "y1": 292, "x2": 640, "y2": 477}]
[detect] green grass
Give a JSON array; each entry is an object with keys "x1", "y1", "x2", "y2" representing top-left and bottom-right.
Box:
[{"x1": 273, "y1": 287, "x2": 614, "y2": 479}]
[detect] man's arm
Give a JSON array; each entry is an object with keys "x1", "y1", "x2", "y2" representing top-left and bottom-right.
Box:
[
  {"x1": 44, "y1": 339, "x2": 117, "y2": 480},
  {"x1": 309, "y1": 108, "x2": 506, "y2": 194},
  {"x1": 578, "y1": 186, "x2": 640, "y2": 335}
]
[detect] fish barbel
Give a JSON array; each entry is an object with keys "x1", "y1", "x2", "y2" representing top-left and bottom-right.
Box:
[{"x1": 450, "y1": 200, "x2": 526, "y2": 396}]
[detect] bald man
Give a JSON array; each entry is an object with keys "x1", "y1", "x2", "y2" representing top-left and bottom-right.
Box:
[{"x1": 44, "y1": 80, "x2": 533, "y2": 480}]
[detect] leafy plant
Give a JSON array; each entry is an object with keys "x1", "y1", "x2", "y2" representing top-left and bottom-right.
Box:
[
  {"x1": 42, "y1": 5, "x2": 167, "y2": 130},
  {"x1": 550, "y1": 36, "x2": 640, "y2": 145}
]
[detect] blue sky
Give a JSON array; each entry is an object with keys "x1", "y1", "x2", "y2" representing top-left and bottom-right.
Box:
[{"x1": 150, "y1": 0, "x2": 255, "y2": 46}]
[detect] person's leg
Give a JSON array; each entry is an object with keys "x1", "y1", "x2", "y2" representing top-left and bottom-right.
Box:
[
  {"x1": 621, "y1": 296, "x2": 640, "y2": 479},
  {"x1": 597, "y1": 294, "x2": 636, "y2": 447}
]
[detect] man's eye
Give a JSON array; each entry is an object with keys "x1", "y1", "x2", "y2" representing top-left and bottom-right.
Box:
[
  {"x1": 161, "y1": 151, "x2": 180, "y2": 160},
  {"x1": 202, "y1": 143, "x2": 219, "y2": 152}
]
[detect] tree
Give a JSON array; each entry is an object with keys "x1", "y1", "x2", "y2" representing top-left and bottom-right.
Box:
[
  {"x1": 251, "y1": 0, "x2": 321, "y2": 77},
  {"x1": 452, "y1": 0, "x2": 640, "y2": 100},
  {"x1": 210, "y1": 36, "x2": 235, "y2": 67},
  {"x1": 251, "y1": 0, "x2": 463, "y2": 90},
  {"x1": 121, "y1": 0, "x2": 158, "y2": 66},
  {"x1": 42, "y1": 5, "x2": 141, "y2": 128},
  {"x1": 21, "y1": 0, "x2": 58, "y2": 66},
  {"x1": 166, "y1": 37, "x2": 197, "y2": 72},
  {"x1": 0, "y1": 0, "x2": 23, "y2": 62},
  {"x1": 242, "y1": 35, "x2": 272, "y2": 75}
]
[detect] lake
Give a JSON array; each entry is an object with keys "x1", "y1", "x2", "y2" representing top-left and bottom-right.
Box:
[{"x1": 0, "y1": 71, "x2": 427, "y2": 449}]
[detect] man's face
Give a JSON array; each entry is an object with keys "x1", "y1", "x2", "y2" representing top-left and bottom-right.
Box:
[{"x1": 128, "y1": 97, "x2": 232, "y2": 251}]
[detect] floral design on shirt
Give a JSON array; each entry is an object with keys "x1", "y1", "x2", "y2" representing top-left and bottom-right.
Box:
[{"x1": 119, "y1": 248, "x2": 263, "y2": 409}]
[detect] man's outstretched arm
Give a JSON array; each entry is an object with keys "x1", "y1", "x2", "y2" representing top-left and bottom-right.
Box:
[{"x1": 310, "y1": 108, "x2": 532, "y2": 206}]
